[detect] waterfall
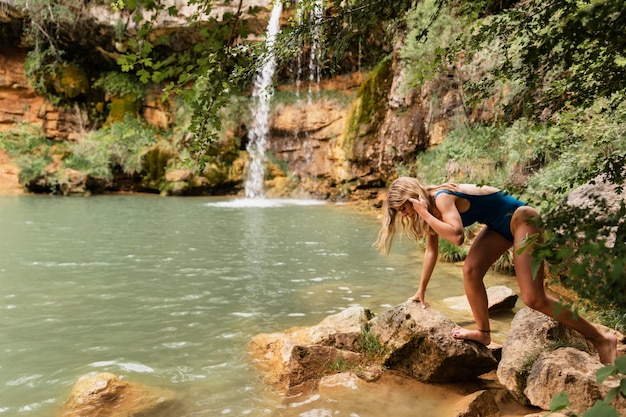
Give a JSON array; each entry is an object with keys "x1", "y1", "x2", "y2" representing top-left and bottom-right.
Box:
[
  {"x1": 307, "y1": 0, "x2": 323, "y2": 101},
  {"x1": 244, "y1": 0, "x2": 283, "y2": 199},
  {"x1": 302, "y1": 0, "x2": 323, "y2": 167}
]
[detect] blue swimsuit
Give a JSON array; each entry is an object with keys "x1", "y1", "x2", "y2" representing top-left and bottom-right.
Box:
[{"x1": 434, "y1": 190, "x2": 527, "y2": 242}]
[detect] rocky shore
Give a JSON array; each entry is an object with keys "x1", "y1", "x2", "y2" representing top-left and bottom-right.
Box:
[
  {"x1": 57, "y1": 292, "x2": 624, "y2": 417},
  {"x1": 248, "y1": 294, "x2": 625, "y2": 417}
]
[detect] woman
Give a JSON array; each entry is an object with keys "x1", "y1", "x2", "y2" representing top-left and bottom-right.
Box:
[{"x1": 374, "y1": 176, "x2": 617, "y2": 364}]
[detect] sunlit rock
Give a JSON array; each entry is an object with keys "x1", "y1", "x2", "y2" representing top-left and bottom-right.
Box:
[
  {"x1": 524, "y1": 347, "x2": 626, "y2": 415},
  {"x1": 444, "y1": 285, "x2": 518, "y2": 313},
  {"x1": 453, "y1": 389, "x2": 499, "y2": 417},
  {"x1": 0, "y1": 151, "x2": 22, "y2": 195},
  {"x1": 368, "y1": 302, "x2": 497, "y2": 382},
  {"x1": 57, "y1": 372, "x2": 177, "y2": 417},
  {"x1": 566, "y1": 175, "x2": 626, "y2": 248},
  {"x1": 248, "y1": 306, "x2": 373, "y2": 392},
  {"x1": 496, "y1": 307, "x2": 591, "y2": 404}
]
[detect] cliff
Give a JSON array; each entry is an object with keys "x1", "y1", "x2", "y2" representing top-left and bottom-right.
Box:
[{"x1": 0, "y1": 0, "x2": 479, "y2": 198}]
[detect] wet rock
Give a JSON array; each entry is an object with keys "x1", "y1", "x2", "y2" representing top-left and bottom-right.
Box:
[
  {"x1": 369, "y1": 302, "x2": 497, "y2": 382},
  {"x1": 453, "y1": 389, "x2": 499, "y2": 417},
  {"x1": 57, "y1": 372, "x2": 177, "y2": 417},
  {"x1": 496, "y1": 307, "x2": 592, "y2": 404}
]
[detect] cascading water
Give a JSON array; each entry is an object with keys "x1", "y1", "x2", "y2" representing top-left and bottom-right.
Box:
[
  {"x1": 307, "y1": 0, "x2": 323, "y2": 101},
  {"x1": 244, "y1": 0, "x2": 283, "y2": 199},
  {"x1": 301, "y1": 0, "x2": 324, "y2": 167}
]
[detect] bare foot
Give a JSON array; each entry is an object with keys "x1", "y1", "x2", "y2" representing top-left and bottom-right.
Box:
[
  {"x1": 595, "y1": 332, "x2": 618, "y2": 365},
  {"x1": 451, "y1": 327, "x2": 491, "y2": 346}
]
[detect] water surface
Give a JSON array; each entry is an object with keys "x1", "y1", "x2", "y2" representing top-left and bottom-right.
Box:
[{"x1": 0, "y1": 195, "x2": 519, "y2": 416}]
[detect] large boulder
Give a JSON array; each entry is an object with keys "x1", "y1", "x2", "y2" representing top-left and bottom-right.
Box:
[
  {"x1": 524, "y1": 347, "x2": 626, "y2": 415},
  {"x1": 444, "y1": 285, "x2": 519, "y2": 313},
  {"x1": 496, "y1": 307, "x2": 592, "y2": 403},
  {"x1": 368, "y1": 302, "x2": 497, "y2": 382},
  {"x1": 57, "y1": 372, "x2": 177, "y2": 417},
  {"x1": 248, "y1": 306, "x2": 374, "y2": 392}
]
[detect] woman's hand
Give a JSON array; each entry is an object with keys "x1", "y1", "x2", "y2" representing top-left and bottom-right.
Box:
[
  {"x1": 408, "y1": 197, "x2": 428, "y2": 217},
  {"x1": 407, "y1": 290, "x2": 428, "y2": 309}
]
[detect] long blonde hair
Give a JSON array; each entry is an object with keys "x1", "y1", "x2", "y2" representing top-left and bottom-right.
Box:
[{"x1": 373, "y1": 177, "x2": 459, "y2": 255}]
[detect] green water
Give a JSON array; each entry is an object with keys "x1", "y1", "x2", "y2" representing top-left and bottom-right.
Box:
[{"x1": 0, "y1": 195, "x2": 519, "y2": 416}]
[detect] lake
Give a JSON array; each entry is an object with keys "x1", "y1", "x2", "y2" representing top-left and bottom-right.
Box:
[{"x1": 0, "y1": 195, "x2": 519, "y2": 416}]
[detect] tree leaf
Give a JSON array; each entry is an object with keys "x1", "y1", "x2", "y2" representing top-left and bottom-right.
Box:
[
  {"x1": 549, "y1": 391, "x2": 569, "y2": 411},
  {"x1": 596, "y1": 364, "x2": 616, "y2": 383},
  {"x1": 581, "y1": 400, "x2": 619, "y2": 417}
]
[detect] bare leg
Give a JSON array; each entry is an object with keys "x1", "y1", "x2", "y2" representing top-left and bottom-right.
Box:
[
  {"x1": 512, "y1": 207, "x2": 617, "y2": 364},
  {"x1": 452, "y1": 227, "x2": 511, "y2": 346}
]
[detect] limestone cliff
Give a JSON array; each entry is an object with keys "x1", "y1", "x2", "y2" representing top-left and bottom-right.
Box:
[{"x1": 0, "y1": 0, "x2": 471, "y2": 198}]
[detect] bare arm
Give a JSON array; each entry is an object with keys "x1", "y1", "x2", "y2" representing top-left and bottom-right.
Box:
[
  {"x1": 409, "y1": 232, "x2": 438, "y2": 308},
  {"x1": 408, "y1": 195, "x2": 465, "y2": 245}
]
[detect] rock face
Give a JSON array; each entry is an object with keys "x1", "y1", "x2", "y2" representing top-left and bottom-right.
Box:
[
  {"x1": 0, "y1": 27, "x2": 469, "y2": 197},
  {"x1": 248, "y1": 306, "x2": 373, "y2": 392},
  {"x1": 496, "y1": 307, "x2": 591, "y2": 403},
  {"x1": 250, "y1": 300, "x2": 625, "y2": 416},
  {"x1": 57, "y1": 372, "x2": 178, "y2": 417},
  {"x1": 444, "y1": 285, "x2": 519, "y2": 313},
  {"x1": 524, "y1": 347, "x2": 626, "y2": 415},
  {"x1": 369, "y1": 302, "x2": 497, "y2": 382},
  {"x1": 0, "y1": 150, "x2": 22, "y2": 194},
  {"x1": 249, "y1": 303, "x2": 498, "y2": 394},
  {"x1": 496, "y1": 306, "x2": 626, "y2": 416}
]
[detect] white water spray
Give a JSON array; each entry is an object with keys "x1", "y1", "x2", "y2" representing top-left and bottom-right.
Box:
[
  {"x1": 244, "y1": 0, "x2": 283, "y2": 199},
  {"x1": 308, "y1": 0, "x2": 323, "y2": 101}
]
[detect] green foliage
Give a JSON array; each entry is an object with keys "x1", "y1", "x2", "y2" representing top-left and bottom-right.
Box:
[
  {"x1": 64, "y1": 139, "x2": 112, "y2": 179},
  {"x1": 533, "y1": 198, "x2": 626, "y2": 313},
  {"x1": 359, "y1": 326, "x2": 387, "y2": 361},
  {"x1": 594, "y1": 310, "x2": 626, "y2": 335},
  {"x1": 286, "y1": 0, "x2": 416, "y2": 75},
  {"x1": 94, "y1": 72, "x2": 145, "y2": 101},
  {"x1": 515, "y1": 349, "x2": 543, "y2": 397},
  {"x1": 89, "y1": 117, "x2": 158, "y2": 175},
  {"x1": 437, "y1": 238, "x2": 466, "y2": 263},
  {"x1": 0, "y1": 123, "x2": 56, "y2": 186},
  {"x1": 0, "y1": 118, "x2": 161, "y2": 191},
  {"x1": 110, "y1": 0, "x2": 258, "y2": 165},
  {"x1": 456, "y1": 0, "x2": 626, "y2": 118},
  {"x1": 415, "y1": 123, "x2": 508, "y2": 186},
  {"x1": 0, "y1": 123, "x2": 50, "y2": 156},
  {"x1": 16, "y1": 0, "x2": 93, "y2": 103},
  {"x1": 547, "y1": 356, "x2": 626, "y2": 417},
  {"x1": 400, "y1": 0, "x2": 462, "y2": 89},
  {"x1": 344, "y1": 58, "x2": 393, "y2": 147},
  {"x1": 326, "y1": 352, "x2": 350, "y2": 373}
]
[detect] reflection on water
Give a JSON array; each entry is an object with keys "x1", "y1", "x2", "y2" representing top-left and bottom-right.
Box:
[{"x1": 0, "y1": 195, "x2": 519, "y2": 416}]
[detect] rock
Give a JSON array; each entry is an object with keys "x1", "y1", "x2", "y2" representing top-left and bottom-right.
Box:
[
  {"x1": 248, "y1": 306, "x2": 373, "y2": 392},
  {"x1": 453, "y1": 389, "x2": 500, "y2": 417},
  {"x1": 567, "y1": 175, "x2": 626, "y2": 248},
  {"x1": 318, "y1": 371, "x2": 361, "y2": 390},
  {"x1": 523, "y1": 347, "x2": 619, "y2": 414},
  {"x1": 369, "y1": 302, "x2": 497, "y2": 382},
  {"x1": 165, "y1": 168, "x2": 193, "y2": 182},
  {"x1": 496, "y1": 307, "x2": 591, "y2": 403},
  {"x1": 0, "y1": 150, "x2": 23, "y2": 195},
  {"x1": 58, "y1": 168, "x2": 88, "y2": 196},
  {"x1": 444, "y1": 285, "x2": 519, "y2": 312},
  {"x1": 524, "y1": 414, "x2": 568, "y2": 417},
  {"x1": 57, "y1": 372, "x2": 177, "y2": 417}
]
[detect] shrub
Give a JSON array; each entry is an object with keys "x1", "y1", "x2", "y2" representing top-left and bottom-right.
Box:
[{"x1": 94, "y1": 71, "x2": 145, "y2": 101}]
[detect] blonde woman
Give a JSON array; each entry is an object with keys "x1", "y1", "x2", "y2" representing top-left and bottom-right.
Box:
[{"x1": 374, "y1": 176, "x2": 617, "y2": 364}]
